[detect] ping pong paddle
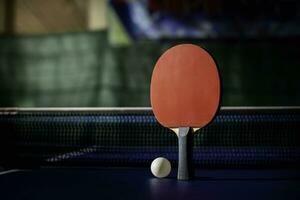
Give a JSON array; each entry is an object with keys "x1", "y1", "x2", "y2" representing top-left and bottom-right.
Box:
[{"x1": 150, "y1": 44, "x2": 221, "y2": 180}]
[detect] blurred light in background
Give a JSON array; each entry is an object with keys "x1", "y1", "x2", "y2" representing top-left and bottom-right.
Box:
[{"x1": 0, "y1": 0, "x2": 299, "y2": 107}]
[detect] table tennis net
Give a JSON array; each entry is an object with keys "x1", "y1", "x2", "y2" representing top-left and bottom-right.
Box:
[{"x1": 0, "y1": 108, "x2": 299, "y2": 169}]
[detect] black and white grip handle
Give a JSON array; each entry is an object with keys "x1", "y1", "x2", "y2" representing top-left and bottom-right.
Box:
[{"x1": 177, "y1": 127, "x2": 192, "y2": 180}]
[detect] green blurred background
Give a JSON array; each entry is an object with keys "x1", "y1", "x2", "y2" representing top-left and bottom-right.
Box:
[{"x1": 0, "y1": 0, "x2": 299, "y2": 107}]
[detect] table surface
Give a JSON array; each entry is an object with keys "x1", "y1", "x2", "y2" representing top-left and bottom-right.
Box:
[
  {"x1": 1, "y1": 168, "x2": 300, "y2": 200},
  {"x1": 1, "y1": 108, "x2": 300, "y2": 200}
]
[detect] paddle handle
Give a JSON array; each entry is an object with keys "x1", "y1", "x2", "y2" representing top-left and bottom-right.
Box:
[{"x1": 178, "y1": 127, "x2": 191, "y2": 180}]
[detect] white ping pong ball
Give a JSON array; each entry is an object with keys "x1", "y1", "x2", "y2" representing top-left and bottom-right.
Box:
[{"x1": 151, "y1": 157, "x2": 171, "y2": 178}]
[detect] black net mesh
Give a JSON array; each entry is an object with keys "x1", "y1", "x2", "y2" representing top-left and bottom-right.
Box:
[{"x1": 0, "y1": 108, "x2": 299, "y2": 169}]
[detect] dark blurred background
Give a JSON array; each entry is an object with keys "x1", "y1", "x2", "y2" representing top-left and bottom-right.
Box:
[{"x1": 0, "y1": 0, "x2": 299, "y2": 107}]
